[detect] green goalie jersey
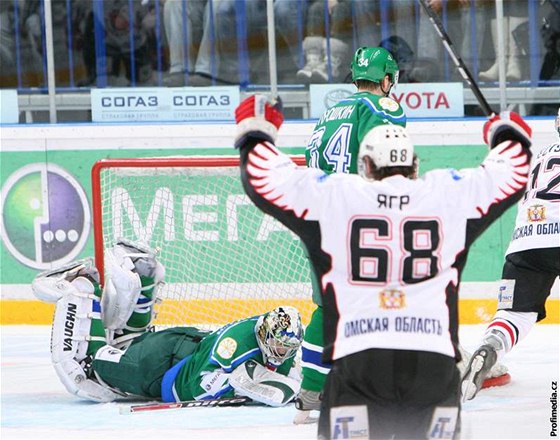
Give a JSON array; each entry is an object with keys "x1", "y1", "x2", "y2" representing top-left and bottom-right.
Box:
[
  {"x1": 173, "y1": 316, "x2": 296, "y2": 401},
  {"x1": 305, "y1": 91, "x2": 406, "y2": 174}
]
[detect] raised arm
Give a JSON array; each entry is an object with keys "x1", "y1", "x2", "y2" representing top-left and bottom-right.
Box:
[
  {"x1": 436, "y1": 111, "x2": 533, "y2": 246},
  {"x1": 234, "y1": 95, "x2": 326, "y2": 238},
  {"x1": 472, "y1": 111, "x2": 533, "y2": 214}
]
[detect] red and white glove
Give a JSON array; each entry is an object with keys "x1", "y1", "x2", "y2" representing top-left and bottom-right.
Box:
[
  {"x1": 483, "y1": 111, "x2": 532, "y2": 149},
  {"x1": 234, "y1": 95, "x2": 284, "y2": 148}
]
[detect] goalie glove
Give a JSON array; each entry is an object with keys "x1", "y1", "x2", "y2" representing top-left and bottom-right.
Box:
[
  {"x1": 234, "y1": 95, "x2": 284, "y2": 149},
  {"x1": 229, "y1": 360, "x2": 301, "y2": 407},
  {"x1": 483, "y1": 111, "x2": 532, "y2": 150}
]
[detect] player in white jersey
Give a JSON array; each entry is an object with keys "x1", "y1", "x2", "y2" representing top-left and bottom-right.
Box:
[
  {"x1": 232, "y1": 94, "x2": 533, "y2": 439},
  {"x1": 462, "y1": 108, "x2": 560, "y2": 402}
]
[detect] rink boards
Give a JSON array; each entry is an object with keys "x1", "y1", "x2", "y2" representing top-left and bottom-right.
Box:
[
  {"x1": 2, "y1": 281, "x2": 558, "y2": 325},
  {"x1": 2, "y1": 119, "x2": 559, "y2": 326}
]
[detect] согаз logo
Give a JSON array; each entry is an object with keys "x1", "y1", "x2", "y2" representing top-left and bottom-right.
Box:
[{"x1": 1, "y1": 163, "x2": 90, "y2": 269}]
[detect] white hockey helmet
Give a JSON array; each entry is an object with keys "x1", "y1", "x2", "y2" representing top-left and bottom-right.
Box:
[
  {"x1": 255, "y1": 306, "x2": 303, "y2": 368},
  {"x1": 358, "y1": 124, "x2": 414, "y2": 180}
]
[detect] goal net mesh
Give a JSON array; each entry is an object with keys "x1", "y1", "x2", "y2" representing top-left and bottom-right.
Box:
[{"x1": 92, "y1": 157, "x2": 314, "y2": 329}]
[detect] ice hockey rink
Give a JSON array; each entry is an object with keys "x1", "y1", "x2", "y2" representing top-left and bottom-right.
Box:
[{"x1": 1, "y1": 324, "x2": 558, "y2": 440}]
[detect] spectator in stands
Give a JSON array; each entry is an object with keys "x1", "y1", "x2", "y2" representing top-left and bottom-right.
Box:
[
  {"x1": 350, "y1": 1, "x2": 438, "y2": 83},
  {"x1": 349, "y1": 0, "x2": 379, "y2": 49},
  {"x1": 162, "y1": 0, "x2": 207, "y2": 87},
  {"x1": 274, "y1": 0, "x2": 308, "y2": 84},
  {"x1": 0, "y1": 1, "x2": 18, "y2": 84},
  {"x1": 79, "y1": 0, "x2": 156, "y2": 86},
  {"x1": 539, "y1": 1, "x2": 560, "y2": 82},
  {"x1": 416, "y1": 0, "x2": 492, "y2": 82},
  {"x1": 531, "y1": 0, "x2": 560, "y2": 115},
  {"x1": 351, "y1": 1, "x2": 416, "y2": 61},
  {"x1": 295, "y1": 0, "x2": 353, "y2": 83},
  {"x1": 185, "y1": 0, "x2": 234, "y2": 87},
  {"x1": 479, "y1": 0, "x2": 528, "y2": 82},
  {"x1": 74, "y1": 1, "x2": 97, "y2": 87},
  {"x1": 175, "y1": 0, "x2": 269, "y2": 87},
  {"x1": 215, "y1": 0, "x2": 272, "y2": 86},
  {"x1": 378, "y1": 35, "x2": 432, "y2": 84},
  {"x1": 19, "y1": 0, "x2": 46, "y2": 83},
  {"x1": 0, "y1": 0, "x2": 93, "y2": 88}
]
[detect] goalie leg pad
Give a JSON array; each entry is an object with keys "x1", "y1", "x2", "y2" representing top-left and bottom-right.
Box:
[
  {"x1": 53, "y1": 358, "x2": 123, "y2": 402},
  {"x1": 229, "y1": 360, "x2": 301, "y2": 407},
  {"x1": 101, "y1": 239, "x2": 165, "y2": 336},
  {"x1": 49, "y1": 276, "x2": 121, "y2": 402},
  {"x1": 101, "y1": 273, "x2": 142, "y2": 332},
  {"x1": 51, "y1": 276, "x2": 106, "y2": 363}
]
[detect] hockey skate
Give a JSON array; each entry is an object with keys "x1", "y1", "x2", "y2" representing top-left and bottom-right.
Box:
[
  {"x1": 461, "y1": 344, "x2": 499, "y2": 402},
  {"x1": 457, "y1": 344, "x2": 510, "y2": 394},
  {"x1": 32, "y1": 258, "x2": 100, "y2": 303},
  {"x1": 293, "y1": 389, "x2": 321, "y2": 424}
]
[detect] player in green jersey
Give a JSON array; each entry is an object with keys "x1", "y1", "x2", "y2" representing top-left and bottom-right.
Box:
[
  {"x1": 31, "y1": 240, "x2": 304, "y2": 407},
  {"x1": 295, "y1": 46, "x2": 407, "y2": 424},
  {"x1": 305, "y1": 46, "x2": 405, "y2": 174}
]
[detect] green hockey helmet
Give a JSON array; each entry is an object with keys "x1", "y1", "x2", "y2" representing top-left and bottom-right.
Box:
[{"x1": 351, "y1": 46, "x2": 400, "y2": 85}]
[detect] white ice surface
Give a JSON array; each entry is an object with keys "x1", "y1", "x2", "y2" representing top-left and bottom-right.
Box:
[{"x1": 1, "y1": 324, "x2": 558, "y2": 440}]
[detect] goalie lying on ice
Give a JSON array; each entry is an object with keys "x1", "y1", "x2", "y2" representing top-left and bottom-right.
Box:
[{"x1": 31, "y1": 239, "x2": 303, "y2": 407}]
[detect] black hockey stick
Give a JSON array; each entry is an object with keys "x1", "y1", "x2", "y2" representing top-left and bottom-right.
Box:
[
  {"x1": 418, "y1": 0, "x2": 495, "y2": 116},
  {"x1": 120, "y1": 396, "x2": 252, "y2": 414}
]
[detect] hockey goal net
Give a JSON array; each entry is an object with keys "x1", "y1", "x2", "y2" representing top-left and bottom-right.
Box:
[{"x1": 91, "y1": 156, "x2": 314, "y2": 329}]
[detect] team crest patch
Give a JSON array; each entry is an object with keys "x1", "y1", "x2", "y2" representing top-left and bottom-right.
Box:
[
  {"x1": 216, "y1": 337, "x2": 237, "y2": 359},
  {"x1": 330, "y1": 405, "x2": 369, "y2": 439},
  {"x1": 497, "y1": 279, "x2": 515, "y2": 309},
  {"x1": 378, "y1": 97, "x2": 399, "y2": 112},
  {"x1": 526, "y1": 204, "x2": 546, "y2": 222},
  {"x1": 379, "y1": 289, "x2": 406, "y2": 309}
]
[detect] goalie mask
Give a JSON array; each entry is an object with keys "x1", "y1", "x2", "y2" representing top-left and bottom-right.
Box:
[
  {"x1": 358, "y1": 125, "x2": 414, "y2": 181},
  {"x1": 255, "y1": 306, "x2": 303, "y2": 368},
  {"x1": 351, "y1": 46, "x2": 399, "y2": 93}
]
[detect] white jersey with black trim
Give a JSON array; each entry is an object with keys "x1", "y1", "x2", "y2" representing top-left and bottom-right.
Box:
[
  {"x1": 239, "y1": 139, "x2": 530, "y2": 362},
  {"x1": 506, "y1": 142, "x2": 560, "y2": 255}
]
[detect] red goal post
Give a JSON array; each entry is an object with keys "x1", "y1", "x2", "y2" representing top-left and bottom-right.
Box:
[{"x1": 91, "y1": 156, "x2": 313, "y2": 328}]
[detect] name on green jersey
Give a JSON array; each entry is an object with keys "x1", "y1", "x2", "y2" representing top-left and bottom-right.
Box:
[{"x1": 318, "y1": 105, "x2": 355, "y2": 125}]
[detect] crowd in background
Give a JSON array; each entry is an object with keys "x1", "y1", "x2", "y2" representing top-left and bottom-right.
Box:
[{"x1": 0, "y1": 0, "x2": 559, "y2": 113}]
